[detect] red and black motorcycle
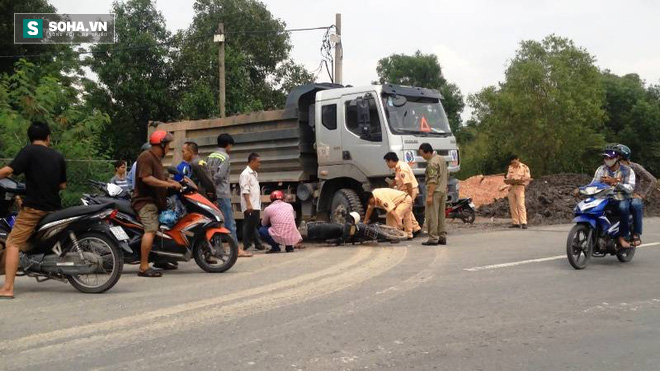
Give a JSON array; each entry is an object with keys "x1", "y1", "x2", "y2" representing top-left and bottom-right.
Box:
[
  {"x1": 82, "y1": 177, "x2": 238, "y2": 273},
  {"x1": 445, "y1": 198, "x2": 476, "y2": 224}
]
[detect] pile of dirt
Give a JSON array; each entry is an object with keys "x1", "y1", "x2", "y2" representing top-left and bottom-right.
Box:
[
  {"x1": 477, "y1": 173, "x2": 660, "y2": 225},
  {"x1": 459, "y1": 174, "x2": 508, "y2": 207}
]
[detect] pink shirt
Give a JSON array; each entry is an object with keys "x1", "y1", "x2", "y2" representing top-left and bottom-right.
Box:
[{"x1": 261, "y1": 200, "x2": 302, "y2": 246}]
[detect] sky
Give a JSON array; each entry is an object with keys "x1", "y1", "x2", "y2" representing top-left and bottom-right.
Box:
[{"x1": 49, "y1": 0, "x2": 660, "y2": 119}]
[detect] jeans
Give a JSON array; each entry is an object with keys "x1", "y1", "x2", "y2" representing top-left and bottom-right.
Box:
[
  {"x1": 217, "y1": 198, "x2": 237, "y2": 241},
  {"x1": 617, "y1": 200, "x2": 631, "y2": 238},
  {"x1": 624, "y1": 198, "x2": 644, "y2": 236},
  {"x1": 259, "y1": 225, "x2": 280, "y2": 250}
]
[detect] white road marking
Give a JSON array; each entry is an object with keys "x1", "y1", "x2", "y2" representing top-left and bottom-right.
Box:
[{"x1": 464, "y1": 241, "x2": 660, "y2": 272}]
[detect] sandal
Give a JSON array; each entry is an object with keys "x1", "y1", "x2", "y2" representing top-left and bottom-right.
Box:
[
  {"x1": 633, "y1": 235, "x2": 642, "y2": 247},
  {"x1": 238, "y1": 251, "x2": 253, "y2": 258},
  {"x1": 138, "y1": 268, "x2": 163, "y2": 277}
]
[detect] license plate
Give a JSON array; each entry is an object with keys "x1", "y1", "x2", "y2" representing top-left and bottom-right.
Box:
[
  {"x1": 469, "y1": 202, "x2": 476, "y2": 209},
  {"x1": 110, "y1": 226, "x2": 129, "y2": 241}
]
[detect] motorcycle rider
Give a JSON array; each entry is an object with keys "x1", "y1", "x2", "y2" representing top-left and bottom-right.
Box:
[
  {"x1": 179, "y1": 141, "x2": 216, "y2": 201},
  {"x1": 0, "y1": 122, "x2": 66, "y2": 299},
  {"x1": 383, "y1": 152, "x2": 422, "y2": 236},
  {"x1": 592, "y1": 144, "x2": 636, "y2": 248},
  {"x1": 616, "y1": 144, "x2": 657, "y2": 246},
  {"x1": 132, "y1": 131, "x2": 182, "y2": 277}
]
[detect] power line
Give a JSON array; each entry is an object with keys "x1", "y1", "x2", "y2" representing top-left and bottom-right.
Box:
[{"x1": 0, "y1": 25, "x2": 334, "y2": 60}]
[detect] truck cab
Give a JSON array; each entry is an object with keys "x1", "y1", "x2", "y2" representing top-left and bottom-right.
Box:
[{"x1": 308, "y1": 84, "x2": 460, "y2": 222}]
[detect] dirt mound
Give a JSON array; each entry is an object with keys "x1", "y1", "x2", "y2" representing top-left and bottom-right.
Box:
[
  {"x1": 459, "y1": 174, "x2": 508, "y2": 207},
  {"x1": 478, "y1": 174, "x2": 591, "y2": 225},
  {"x1": 478, "y1": 173, "x2": 660, "y2": 225}
]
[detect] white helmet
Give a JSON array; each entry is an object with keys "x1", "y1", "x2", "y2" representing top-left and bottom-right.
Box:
[
  {"x1": 106, "y1": 183, "x2": 124, "y2": 197},
  {"x1": 349, "y1": 211, "x2": 361, "y2": 225}
]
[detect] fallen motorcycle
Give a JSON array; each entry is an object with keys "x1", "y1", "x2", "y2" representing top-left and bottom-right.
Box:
[{"x1": 0, "y1": 178, "x2": 126, "y2": 293}]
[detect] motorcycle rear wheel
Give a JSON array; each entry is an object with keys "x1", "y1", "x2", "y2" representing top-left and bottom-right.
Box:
[
  {"x1": 67, "y1": 232, "x2": 124, "y2": 293},
  {"x1": 616, "y1": 246, "x2": 636, "y2": 263},
  {"x1": 194, "y1": 233, "x2": 238, "y2": 273},
  {"x1": 567, "y1": 224, "x2": 592, "y2": 270},
  {"x1": 460, "y1": 209, "x2": 476, "y2": 224}
]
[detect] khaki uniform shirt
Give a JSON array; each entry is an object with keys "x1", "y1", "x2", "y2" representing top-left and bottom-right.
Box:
[
  {"x1": 372, "y1": 188, "x2": 409, "y2": 213},
  {"x1": 425, "y1": 154, "x2": 448, "y2": 193},
  {"x1": 506, "y1": 163, "x2": 531, "y2": 187},
  {"x1": 394, "y1": 161, "x2": 419, "y2": 192}
]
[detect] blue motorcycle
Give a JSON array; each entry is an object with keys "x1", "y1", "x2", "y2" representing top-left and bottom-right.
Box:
[{"x1": 567, "y1": 182, "x2": 636, "y2": 269}]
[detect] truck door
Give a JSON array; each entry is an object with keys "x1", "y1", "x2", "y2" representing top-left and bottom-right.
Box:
[
  {"x1": 316, "y1": 102, "x2": 343, "y2": 166},
  {"x1": 340, "y1": 93, "x2": 389, "y2": 177}
]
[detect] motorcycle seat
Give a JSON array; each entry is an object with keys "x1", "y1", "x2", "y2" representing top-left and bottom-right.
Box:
[
  {"x1": 37, "y1": 203, "x2": 114, "y2": 229},
  {"x1": 93, "y1": 197, "x2": 136, "y2": 216}
]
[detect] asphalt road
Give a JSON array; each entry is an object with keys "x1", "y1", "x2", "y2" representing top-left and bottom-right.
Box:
[{"x1": 2, "y1": 218, "x2": 660, "y2": 371}]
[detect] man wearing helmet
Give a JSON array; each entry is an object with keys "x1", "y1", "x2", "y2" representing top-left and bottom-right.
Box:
[
  {"x1": 259, "y1": 190, "x2": 302, "y2": 253},
  {"x1": 132, "y1": 130, "x2": 182, "y2": 277},
  {"x1": 616, "y1": 144, "x2": 657, "y2": 246},
  {"x1": 591, "y1": 144, "x2": 636, "y2": 248}
]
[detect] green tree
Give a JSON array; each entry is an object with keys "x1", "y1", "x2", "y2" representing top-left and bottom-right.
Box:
[
  {"x1": 172, "y1": 0, "x2": 313, "y2": 119},
  {"x1": 602, "y1": 72, "x2": 660, "y2": 174},
  {"x1": 461, "y1": 35, "x2": 606, "y2": 177},
  {"x1": 85, "y1": 0, "x2": 178, "y2": 160},
  {"x1": 375, "y1": 50, "x2": 465, "y2": 133}
]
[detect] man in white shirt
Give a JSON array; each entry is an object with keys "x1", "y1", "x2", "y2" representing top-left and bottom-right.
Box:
[{"x1": 239, "y1": 153, "x2": 264, "y2": 251}]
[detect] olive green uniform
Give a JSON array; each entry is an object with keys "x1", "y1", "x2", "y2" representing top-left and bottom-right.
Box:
[{"x1": 425, "y1": 154, "x2": 448, "y2": 242}]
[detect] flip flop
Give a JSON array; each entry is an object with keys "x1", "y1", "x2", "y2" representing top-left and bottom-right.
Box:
[
  {"x1": 0, "y1": 295, "x2": 15, "y2": 300},
  {"x1": 238, "y1": 252, "x2": 253, "y2": 258},
  {"x1": 137, "y1": 268, "x2": 163, "y2": 277}
]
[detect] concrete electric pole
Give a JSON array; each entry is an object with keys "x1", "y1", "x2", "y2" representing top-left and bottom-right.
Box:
[
  {"x1": 214, "y1": 23, "x2": 226, "y2": 117},
  {"x1": 333, "y1": 13, "x2": 343, "y2": 85}
]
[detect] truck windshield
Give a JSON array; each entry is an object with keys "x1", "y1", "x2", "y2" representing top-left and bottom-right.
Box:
[{"x1": 383, "y1": 94, "x2": 452, "y2": 136}]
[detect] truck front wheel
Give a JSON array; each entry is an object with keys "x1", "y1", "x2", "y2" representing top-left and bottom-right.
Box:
[{"x1": 330, "y1": 189, "x2": 365, "y2": 224}]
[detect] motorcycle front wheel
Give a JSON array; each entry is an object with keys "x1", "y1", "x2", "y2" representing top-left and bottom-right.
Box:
[
  {"x1": 67, "y1": 232, "x2": 124, "y2": 293},
  {"x1": 194, "y1": 232, "x2": 238, "y2": 273},
  {"x1": 460, "y1": 209, "x2": 476, "y2": 224},
  {"x1": 567, "y1": 224, "x2": 592, "y2": 270}
]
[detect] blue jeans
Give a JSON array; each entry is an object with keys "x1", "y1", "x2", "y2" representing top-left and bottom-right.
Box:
[
  {"x1": 629, "y1": 198, "x2": 644, "y2": 236},
  {"x1": 259, "y1": 225, "x2": 280, "y2": 250},
  {"x1": 217, "y1": 198, "x2": 237, "y2": 241},
  {"x1": 617, "y1": 200, "x2": 631, "y2": 239}
]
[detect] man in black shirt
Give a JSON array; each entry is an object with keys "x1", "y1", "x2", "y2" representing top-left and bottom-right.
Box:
[{"x1": 0, "y1": 122, "x2": 66, "y2": 299}]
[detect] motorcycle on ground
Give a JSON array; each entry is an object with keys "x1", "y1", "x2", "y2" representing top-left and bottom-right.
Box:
[
  {"x1": 567, "y1": 182, "x2": 636, "y2": 269},
  {"x1": 0, "y1": 178, "x2": 127, "y2": 293},
  {"x1": 82, "y1": 172, "x2": 238, "y2": 273}
]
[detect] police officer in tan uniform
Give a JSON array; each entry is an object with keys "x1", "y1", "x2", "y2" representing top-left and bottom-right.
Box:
[
  {"x1": 383, "y1": 152, "x2": 422, "y2": 236},
  {"x1": 418, "y1": 143, "x2": 448, "y2": 245},
  {"x1": 504, "y1": 155, "x2": 531, "y2": 229}
]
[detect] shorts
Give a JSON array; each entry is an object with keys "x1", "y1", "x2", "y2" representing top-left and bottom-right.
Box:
[
  {"x1": 138, "y1": 203, "x2": 160, "y2": 233},
  {"x1": 6, "y1": 207, "x2": 50, "y2": 252}
]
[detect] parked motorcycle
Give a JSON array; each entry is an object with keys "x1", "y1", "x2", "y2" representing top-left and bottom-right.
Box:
[
  {"x1": 0, "y1": 178, "x2": 126, "y2": 293},
  {"x1": 567, "y1": 182, "x2": 636, "y2": 269},
  {"x1": 82, "y1": 175, "x2": 238, "y2": 273},
  {"x1": 445, "y1": 198, "x2": 476, "y2": 224}
]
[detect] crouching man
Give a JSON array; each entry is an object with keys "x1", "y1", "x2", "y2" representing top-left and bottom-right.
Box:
[
  {"x1": 363, "y1": 188, "x2": 414, "y2": 239},
  {"x1": 259, "y1": 191, "x2": 302, "y2": 253}
]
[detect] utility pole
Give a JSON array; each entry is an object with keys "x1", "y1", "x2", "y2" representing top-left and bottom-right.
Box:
[
  {"x1": 214, "y1": 23, "x2": 226, "y2": 117},
  {"x1": 334, "y1": 13, "x2": 342, "y2": 85}
]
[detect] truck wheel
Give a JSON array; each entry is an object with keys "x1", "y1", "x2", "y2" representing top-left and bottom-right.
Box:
[{"x1": 330, "y1": 189, "x2": 365, "y2": 224}]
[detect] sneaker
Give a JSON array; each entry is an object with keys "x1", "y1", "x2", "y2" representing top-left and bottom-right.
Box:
[
  {"x1": 285, "y1": 246, "x2": 294, "y2": 253},
  {"x1": 265, "y1": 247, "x2": 282, "y2": 254}
]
